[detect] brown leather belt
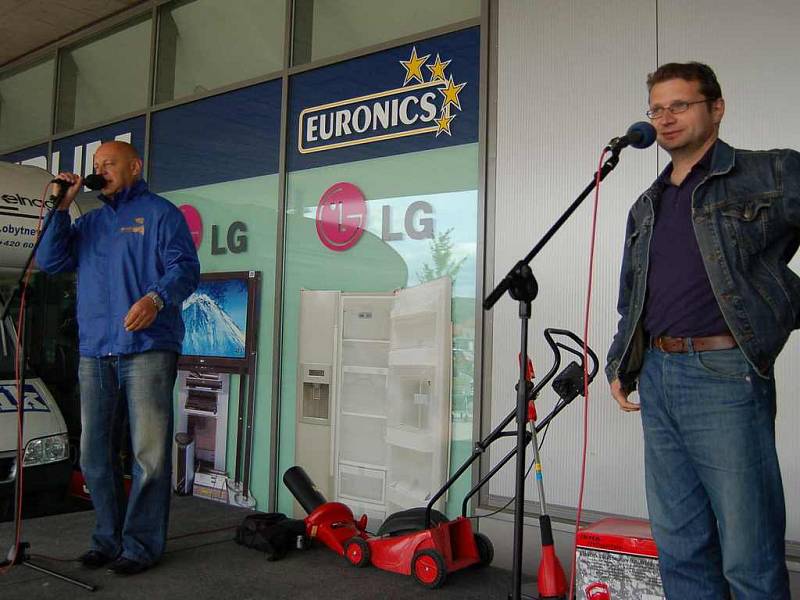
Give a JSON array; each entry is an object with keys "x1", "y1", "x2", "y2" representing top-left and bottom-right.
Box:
[{"x1": 651, "y1": 334, "x2": 737, "y2": 353}]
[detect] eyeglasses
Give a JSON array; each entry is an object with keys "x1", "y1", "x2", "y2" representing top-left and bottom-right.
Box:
[{"x1": 646, "y1": 99, "x2": 713, "y2": 120}]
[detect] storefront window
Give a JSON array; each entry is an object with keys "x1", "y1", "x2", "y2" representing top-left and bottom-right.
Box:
[
  {"x1": 279, "y1": 28, "x2": 480, "y2": 521},
  {"x1": 155, "y1": 0, "x2": 285, "y2": 104},
  {"x1": 292, "y1": 0, "x2": 480, "y2": 66},
  {"x1": 149, "y1": 81, "x2": 282, "y2": 508},
  {"x1": 56, "y1": 16, "x2": 151, "y2": 133},
  {"x1": 0, "y1": 58, "x2": 54, "y2": 152}
]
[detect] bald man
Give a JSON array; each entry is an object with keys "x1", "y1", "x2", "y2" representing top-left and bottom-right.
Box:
[{"x1": 36, "y1": 141, "x2": 200, "y2": 576}]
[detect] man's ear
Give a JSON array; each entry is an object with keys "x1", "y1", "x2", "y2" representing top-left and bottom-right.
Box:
[
  {"x1": 712, "y1": 97, "x2": 725, "y2": 125},
  {"x1": 131, "y1": 157, "x2": 143, "y2": 178}
]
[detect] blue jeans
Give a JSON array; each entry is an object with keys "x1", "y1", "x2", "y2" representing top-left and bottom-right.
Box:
[
  {"x1": 78, "y1": 351, "x2": 177, "y2": 565},
  {"x1": 639, "y1": 346, "x2": 789, "y2": 599}
]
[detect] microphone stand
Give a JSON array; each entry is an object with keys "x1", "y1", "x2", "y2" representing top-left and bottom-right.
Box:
[
  {"x1": 0, "y1": 188, "x2": 96, "y2": 591},
  {"x1": 483, "y1": 146, "x2": 623, "y2": 600}
]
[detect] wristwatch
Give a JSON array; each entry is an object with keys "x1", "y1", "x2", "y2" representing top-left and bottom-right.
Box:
[{"x1": 146, "y1": 291, "x2": 165, "y2": 311}]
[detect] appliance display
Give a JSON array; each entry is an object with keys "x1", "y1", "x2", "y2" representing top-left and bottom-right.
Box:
[
  {"x1": 295, "y1": 278, "x2": 452, "y2": 526},
  {"x1": 179, "y1": 271, "x2": 259, "y2": 371}
]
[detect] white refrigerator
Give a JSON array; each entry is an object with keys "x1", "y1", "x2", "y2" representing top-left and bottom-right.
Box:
[{"x1": 295, "y1": 277, "x2": 452, "y2": 526}]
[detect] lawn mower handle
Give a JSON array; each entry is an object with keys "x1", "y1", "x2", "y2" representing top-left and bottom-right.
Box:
[{"x1": 424, "y1": 327, "x2": 598, "y2": 528}]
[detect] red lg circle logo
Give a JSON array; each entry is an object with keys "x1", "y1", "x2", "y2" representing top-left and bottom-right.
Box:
[
  {"x1": 179, "y1": 204, "x2": 203, "y2": 250},
  {"x1": 316, "y1": 182, "x2": 366, "y2": 252},
  {"x1": 584, "y1": 582, "x2": 611, "y2": 599}
]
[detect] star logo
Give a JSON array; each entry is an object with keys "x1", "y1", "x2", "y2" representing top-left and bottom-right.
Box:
[
  {"x1": 438, "y1": 75, "x2": 467, "y2": 112},
  {"x1": 435, "y1": 107, "x2": 455, "y2": 137},
  {"x1": 401, "y1": 47, "x2": 467, "y2": 139},
  {"x1": 426, "y1": 54, "x2": 451, "y2": 82},
  {"x1": 399, "y1": 46, "x2": 431, "y2": 86}
]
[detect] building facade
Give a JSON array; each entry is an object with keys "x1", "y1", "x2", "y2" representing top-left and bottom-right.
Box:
[{"x1": 1, "y1": 0, "x2": 797, "y2": 573}]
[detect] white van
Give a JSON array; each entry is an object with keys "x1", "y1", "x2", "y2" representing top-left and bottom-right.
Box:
[
  {"x1": 0, "y1": 315, "x2": 71, "y2": 518},
  {"x1": 0, "y1": 161, "x2": 82, "y2": 519}
]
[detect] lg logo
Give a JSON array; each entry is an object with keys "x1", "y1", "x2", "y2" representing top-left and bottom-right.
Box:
[
  {"x1": 315, "y1": 182, "x2": 366, "y2": 251},
  {"x1": 315, "y1": 182, "x2": 434, "y2": 252},
  {"x1": 179, "y1": 204, "x2": 248, "y2": 255}
]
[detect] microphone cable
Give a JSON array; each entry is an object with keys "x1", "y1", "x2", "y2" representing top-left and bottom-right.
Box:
[
  {"x1": 566, "y1": 146, "x2": 610, "y2": 600},
  {"x1": 1, "y1": 181, "x2": 57, "y2": 575}
]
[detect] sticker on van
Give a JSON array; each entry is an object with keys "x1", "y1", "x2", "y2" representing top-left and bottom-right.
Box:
[{"x1": 0, "y1": 383, "x2": 51, "y2": 413}]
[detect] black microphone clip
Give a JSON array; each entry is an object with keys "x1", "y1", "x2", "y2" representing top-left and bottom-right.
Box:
[
  {"x1": 606, "y1": 136, "x2": 627, "y2": 153},
  {"x1": 605, "y1": 121, "x2": 657, "y2": 153}
]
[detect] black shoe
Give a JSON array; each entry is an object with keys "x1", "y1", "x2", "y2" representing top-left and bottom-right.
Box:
[
  {"x1": 107, "y1": 557, "x2": 150, "y2": 576},
  {"x1": 79, "y1": 549, "x2": 114, "y2": 569}
]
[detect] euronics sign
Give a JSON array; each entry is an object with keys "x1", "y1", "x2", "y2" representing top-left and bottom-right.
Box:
[
  {"x1": 299, "y1": 47, "x2": 467, "y2": 154},
  {"x1": 289, "y1": 27, "x2": 479, "y2": 171}
]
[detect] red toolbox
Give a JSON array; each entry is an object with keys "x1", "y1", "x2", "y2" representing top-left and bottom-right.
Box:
[{"x1": 575, "y1": 518, "x2": 665, "y2": 600}]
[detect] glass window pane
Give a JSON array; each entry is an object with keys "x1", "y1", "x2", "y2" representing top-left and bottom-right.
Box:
[
  {"x1": 292, "y1": 0, "x2": 480, "y2": 66},
  {"x1": 0, "y1": 59, "x2": 54, "y2": 152},
  {"x1": 155, "y1": 0, "x2": 285, "y2": 104},
  {"x1": 56, "y1": 16, "x2": 151, "y2": 133},
  {"x1": 279, "y1": 28, "x2": 480, "y2": 518},
  {"x1": 149, "y1": 83, "x2": 282, "y2": 507}
]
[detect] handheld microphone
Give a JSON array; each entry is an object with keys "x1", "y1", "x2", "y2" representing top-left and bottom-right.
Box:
[
  {"x1": 51, "y1": 173, "x2": 107, "y2": 191},
  {"x1": 606, "y1": 121, "x2": 657, "y2": 152}
]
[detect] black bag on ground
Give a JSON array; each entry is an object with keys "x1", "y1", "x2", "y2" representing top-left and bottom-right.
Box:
[{"x1": 235, "y1": 512, "x2": 306, "y2": 561}]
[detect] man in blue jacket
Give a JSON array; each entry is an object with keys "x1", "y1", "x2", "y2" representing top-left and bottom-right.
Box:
[
  {"x1": 37, "y1": 140, "x2": 200, "y2": 576},
  {"x1": 607, "y1": 63, "x2": 794, "y2": 599}
]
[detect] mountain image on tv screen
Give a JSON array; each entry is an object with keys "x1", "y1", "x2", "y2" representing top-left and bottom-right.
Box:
[{"x1": 181, "y1": 278, "x2": 247, "y2": 358}]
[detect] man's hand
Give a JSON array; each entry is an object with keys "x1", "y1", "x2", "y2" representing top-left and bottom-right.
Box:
[
  {"x1": 611, "y1": 378, "x2": 640, "y2": 412},
  {"x1": 124, "y1": 296, "x2": 159, "y2": 332},
  {"x1": 52, "y1": 172, "x2": 83, "y2": 211}
]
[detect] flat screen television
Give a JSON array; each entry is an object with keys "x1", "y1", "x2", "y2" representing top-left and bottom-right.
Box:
[{"x1": 178, "y1": 271, "x2": 260, "y2": 371}]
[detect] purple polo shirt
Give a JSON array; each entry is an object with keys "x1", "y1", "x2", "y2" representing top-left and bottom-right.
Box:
[{"x1": 642, "y1": 144, "x2": 729, "y2": 338}]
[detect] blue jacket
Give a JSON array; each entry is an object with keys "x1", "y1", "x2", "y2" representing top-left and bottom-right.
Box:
[
  {"x1": 606, "y1": 140, "x2": 800, "y2": 389},
  {"x1": 36, "y1": 179, "x2": 200, "y2": 357}
]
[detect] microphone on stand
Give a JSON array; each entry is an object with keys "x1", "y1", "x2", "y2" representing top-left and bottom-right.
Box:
[{"x1": 606, "y1": 121, "x2": 657, "y2": 152}]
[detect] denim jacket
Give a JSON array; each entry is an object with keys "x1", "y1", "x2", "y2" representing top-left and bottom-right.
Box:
[{"x1": 606, "y1": 139, "x2": 800, "y2": 389}]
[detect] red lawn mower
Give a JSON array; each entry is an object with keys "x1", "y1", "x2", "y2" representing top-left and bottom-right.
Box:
[
  {"x1": 284, "y1": 466, "x2": 491, "y2": 588},
  {"x1": 284, "y1": 328, "x2": 597, "y2": 592}
]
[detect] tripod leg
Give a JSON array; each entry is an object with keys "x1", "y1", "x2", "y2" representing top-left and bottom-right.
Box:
[
  {"x1": 3, "y1": 542, "x2": 97, "y2": 592},
  {"x1": 22, "y1": 560, "x2": 97, "y2": 592}
]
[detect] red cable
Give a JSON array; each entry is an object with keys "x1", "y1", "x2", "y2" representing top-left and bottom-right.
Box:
[
  {"x1": 567, "y1": 148, "x2": 609, "y2": 600},
  {"x1": 1, "y1": 181, "x2": 53, "y2": 574}
]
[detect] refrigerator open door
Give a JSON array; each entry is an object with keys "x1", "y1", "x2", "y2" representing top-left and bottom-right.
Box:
[{"x1": 384, "y1": 277, "x2": 452, "y2": 513}]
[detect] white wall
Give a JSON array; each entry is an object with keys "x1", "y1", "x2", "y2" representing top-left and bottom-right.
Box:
[{"x1": 488, "y1": 0, "x2": 800, "y2": 558}]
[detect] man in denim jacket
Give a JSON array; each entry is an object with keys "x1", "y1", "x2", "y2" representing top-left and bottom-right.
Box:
[{"x1": 606, "y1": 62, "x2": 795, "y2": 599}]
